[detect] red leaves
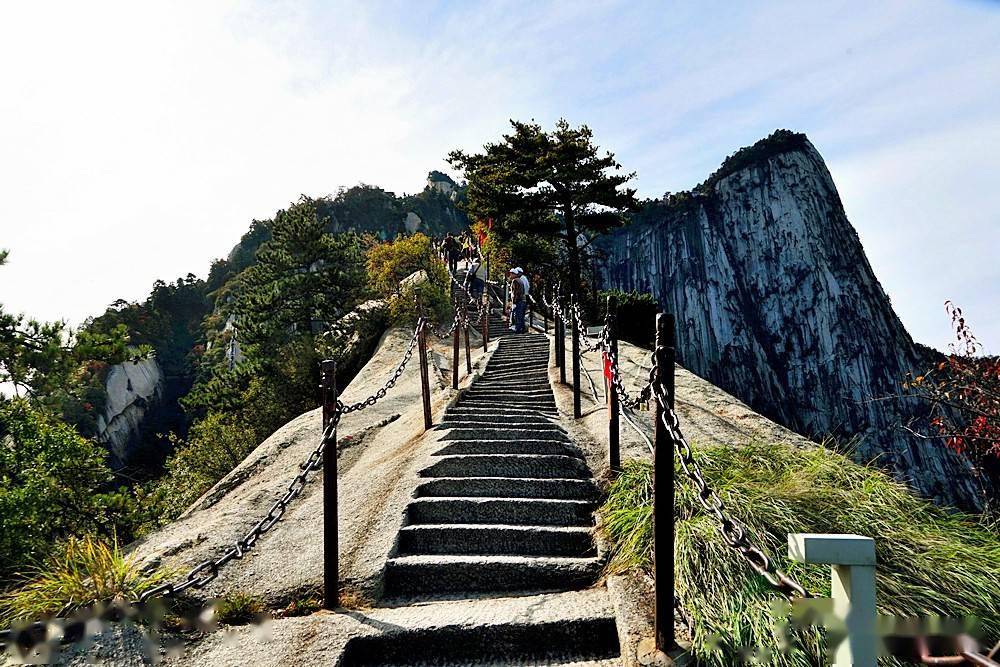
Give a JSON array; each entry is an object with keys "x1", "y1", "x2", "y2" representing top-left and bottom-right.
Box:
[{"x1": 909, "y1": 303, "x2": 999, "y2": 465}]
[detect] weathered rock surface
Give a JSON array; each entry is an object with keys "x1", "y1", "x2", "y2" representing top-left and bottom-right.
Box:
[
  {"x1": 97, "y1": 356, "x2": 164, "y2": 466},
  {"x1": 595, "y1": 131, "x2": 982, "y2": 509}
]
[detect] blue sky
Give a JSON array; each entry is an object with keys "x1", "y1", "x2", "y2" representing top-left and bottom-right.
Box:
[{"x1": 1, "y1": 0, "x2": 997, "y2": 351}]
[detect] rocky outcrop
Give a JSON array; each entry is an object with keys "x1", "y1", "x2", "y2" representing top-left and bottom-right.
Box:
[
  {"x1": 596, "y1": 131, "x2": 983, "y2": 509},
  {"x1": 96, "y1": 356, "x2": 164, "y2": 467}
]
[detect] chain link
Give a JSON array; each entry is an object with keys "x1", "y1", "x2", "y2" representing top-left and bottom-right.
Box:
[
  {"x1": 139, "y1": 316, "x2": 427, "y2": 603},
  {"x1": 602, "y1": 326, "x2": 654, "y2": 409},
  {"x1": 570, "y1": 302, "x2": 604, "y2": 353},
  {"x1": 650, "y1": 374, "x2": 812, "y2": 602},
  {"x1": 338, "y1": 319, "x2": 424, "y2": 414}
]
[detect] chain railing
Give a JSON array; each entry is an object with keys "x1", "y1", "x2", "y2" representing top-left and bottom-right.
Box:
[
  {"x1": 650, "y1": 378, "x2": 812, "y2": 602},
  {"x1": 136, "y1": 317, "x2": 428, "y2": 606}
]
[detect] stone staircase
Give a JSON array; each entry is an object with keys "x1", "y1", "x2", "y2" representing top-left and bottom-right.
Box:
[
  {"x1": 453, "y1": 267, "x2": 512, "y2": 341},
  {"x1": 365, "y1": 333, "x2": 620, "y2": 665}
]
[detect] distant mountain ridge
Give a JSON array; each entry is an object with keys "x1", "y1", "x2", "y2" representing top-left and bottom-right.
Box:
[
  {"x1": 225, "y1": 172, "x2": 468, "y2": 269},
  {"x1": 596, "y1": 130, "x2": 984, "y2": 509}
]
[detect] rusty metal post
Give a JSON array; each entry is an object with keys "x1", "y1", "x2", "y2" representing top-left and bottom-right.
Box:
[
  {"x1": 452, "y1": 305, "x2": 460, "y2": 390},
  {"x1": 570, "y1": 293, "x2": 581, "y2": 419},
  {"x1": 608, "y1": 297, "x2": 620, "y2": 471},
  {"x1": 320, "y1": 360, "x2": 339, "y2": 610},
  {"x1": 464, "y1": 313, "x2": 472, "y2": 374},
  {"x1": 557, "y1": 292, "x2": 566, "y2": 383},
  {"x1": 666, "y1": 315, "x2": 676, "y2": 409},
  {"x1": 653, "y1": 313, "x2": 675, "y2": 652},
  {"x1": 418, "y1": 320, "x2": 432, "y2": 430},
  {"x1": 481, "y1": 298, "x2": 489, "y2": 352}
]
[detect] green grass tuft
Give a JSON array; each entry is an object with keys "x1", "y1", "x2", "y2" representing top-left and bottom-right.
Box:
[
  {"x1": 600, "y1": 441, "x2": 1000, "y2": 666},
  {"x1": 0, "y1": 535, "x2": 176, "y2": 627},
  {"x1": 213, "y1": 591, "x2": 266, "y2": 625}
]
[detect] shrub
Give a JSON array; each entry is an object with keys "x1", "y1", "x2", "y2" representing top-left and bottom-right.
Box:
[
  {"x1": 132, "y1": 411, "x2": 259, "y2": 529},
  {"x1": 599, "y1": 289, "x2": 659, "y2": 348},
  {"x1": 0, "y1": 400, "x2": 111, "y2": 581},
  {"x1": 0, "y1": 535, "x2": 175, "y2": 626},
  {"x1": 600, "y1": 442, "x2": 1000, "y2": 666},
  {"x1": 367, "y1": 233, "x2": 451, "y2": 324}
]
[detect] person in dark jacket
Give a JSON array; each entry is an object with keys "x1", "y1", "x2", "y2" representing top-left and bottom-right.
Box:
[{"x1": 508, "y1": 267, "x2": 527, "y2": 334}]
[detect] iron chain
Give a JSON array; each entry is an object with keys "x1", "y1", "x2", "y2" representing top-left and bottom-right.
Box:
[
  {"x1": 650, "y1": 373, "x2": 812, "y2": 602},
  {"x1": 337, "y1": 318, "x2": 424, "y2": 414},
  {"x1": 139, "y1": 317, "x2": 427, "y2": 603}
]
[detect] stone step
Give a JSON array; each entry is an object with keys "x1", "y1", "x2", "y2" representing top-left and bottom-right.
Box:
[
  {"x1": 438, "y1": 415, "x2": 558, "y2": 426},
  {"x1": 463, "y1": 389, "x2": 554, "y2": 399},
  {"x1": 456, "y1": 402, "x2": 558, "y2": 414},
  {"x1": 440, "y1": 429, "x2": 569, "y2": 442},
  {"x1": 420, "y1": 454, "x2": 589, "y2": 479},
  {"x1": 384, "y1": 555, "x2": 603, "y2": 596},
  {"x1": 483, "y1": 360, "x2": 550, "y2": 369},
  {"x1": 459, "y1": 393, "x2": 556, "y2": 404},
  {"x1": 415, "y1": 477, "x2": 599, "y2": 501},
  {"x1": 339, "y1": 589, "x2": 619, "y2": 666},
  {"x1": 467, "y1": 382, "x2": 552, "y2": 391},
  {"x1": 433, "y1": 440, "x2": 579, "y2": 457},
  {"x1": 482, "y1": 369, "x2": 549, "y2": 380},
  {"x1": 398, "y1": 524, "x2": 595, "y2": 557},
  {"x1": 445, "y1": 407, "x2": 555, "y2": 419},
  {"x1": 407, "y1": 497, "x2": 594, "y2": 526}
]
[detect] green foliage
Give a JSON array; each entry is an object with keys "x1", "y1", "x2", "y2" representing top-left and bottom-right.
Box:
[
  {"x1": 601, "y1": 444, "x2": 1000, "y2": 666},
  {"x1": 0, "y1": 400, "x2": 113, "y2": 580},
  {"x1": 0, "y1": 535, "x2": 175, "y2": 626},
  {"x1": 366, "y1": 233, "x2": 451, "y2": 324},
  {"x1": 236, "y1": 197, "x2": 366, "y2": 349},
  {"x1": 449, "y1": 118, "x2": 638, "y2": 293},
  {"x1": 600, "y1": 289, "x2": 659, "y2": 348},
  {"x1": 213, "y1": 591, "x2": 266, "y2": 625}
]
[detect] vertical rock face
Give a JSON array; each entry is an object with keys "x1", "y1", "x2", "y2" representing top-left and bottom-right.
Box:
[
  {"x1": 96, "y1": 356, "x2": 164, "y2": 467},
  {"x1": 596, "y1": 131, "x2": 982, "y2": 509}
]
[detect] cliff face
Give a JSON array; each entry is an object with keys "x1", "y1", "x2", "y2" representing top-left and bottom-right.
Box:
[
  {"x1": 96, "y1": 356, "x2": 164, "y2": 467},
  {"x1": 596, "y1": 132, "x2": 982, "y2": 509}
]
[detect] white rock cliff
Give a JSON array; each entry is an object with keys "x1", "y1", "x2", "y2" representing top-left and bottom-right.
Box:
[
  {"x1": 96, "y1": 356, "x2": 164, "y2": 466},
  {"x1": 596, "y1": 132, "x2": 983, "y2": 508}
]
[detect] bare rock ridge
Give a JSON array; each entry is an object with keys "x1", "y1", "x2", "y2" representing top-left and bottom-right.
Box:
[{"x1": 596, "y1": 130, "x2": 981, "y2": 508}]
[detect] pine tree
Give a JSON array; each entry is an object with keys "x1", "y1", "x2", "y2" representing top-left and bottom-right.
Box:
[
  {"x1": 448, "y1": 119, "x2": 638, "y2": 293},
  {"x1": 235, "y1": 197, "x2": 365, "y2": 349}
]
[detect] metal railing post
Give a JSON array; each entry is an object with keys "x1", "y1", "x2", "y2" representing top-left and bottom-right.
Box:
[
  {"x1": 464, "y1": 313, "x2": 472, "y2": 374},
  {"x1": 571, "y1": 293, "x2": 582, "y2": 419},
  {"x1": 653, "y1": 313, "x2": 676, "y2": 651},
  {"x1": 320, "y1": 360, "x2": 339, "y2": 610},
  {"x1": 418, "y1": 319, "x2": 432, "y2": 430},
  {"x1": 608, "y1": 297, "x2": 620, "y2": 471},
  {"x1": 452, "y1": 303, "x2": 460, "y2": 390},
  {"x1": 557, "y1": 291, "x2": 566, "y2": 383},
  {"x1": 481, "y1": 297, "x2": 490, "y2": 352}
]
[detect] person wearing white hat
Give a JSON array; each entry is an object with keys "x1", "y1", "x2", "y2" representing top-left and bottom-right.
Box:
[{"x1": 507, "y1": 267, "x2": 528, "y2": 333}]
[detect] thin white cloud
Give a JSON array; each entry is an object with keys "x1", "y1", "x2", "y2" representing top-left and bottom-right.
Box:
[{"x1": 0, "y1": 0, "x2": 997, "y2": 353}]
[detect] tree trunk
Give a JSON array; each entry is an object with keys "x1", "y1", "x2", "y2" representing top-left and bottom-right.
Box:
[{"x1": 563, "y1": 201, "x2": 582, "y2": 297}]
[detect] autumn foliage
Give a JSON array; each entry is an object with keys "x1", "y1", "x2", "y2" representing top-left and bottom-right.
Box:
[{"x1": 905, "y1": 302, "x2": 1000, "y2": 495}]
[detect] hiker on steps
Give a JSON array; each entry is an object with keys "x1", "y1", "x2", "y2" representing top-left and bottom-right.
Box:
[
  {"x1": 466, "y1": 257, "x2": 485, "y2": 300},
  {"x1": 444, "y1": 233, "x2": 460, "y2": 273},
  {"x1": 507, "y1": 267, "x2": 529, "y2": 334}
]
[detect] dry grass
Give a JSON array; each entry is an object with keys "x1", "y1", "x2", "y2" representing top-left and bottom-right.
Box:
[{"x1": 0, "y1": 535, "x2": 176, "y2": 626}]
